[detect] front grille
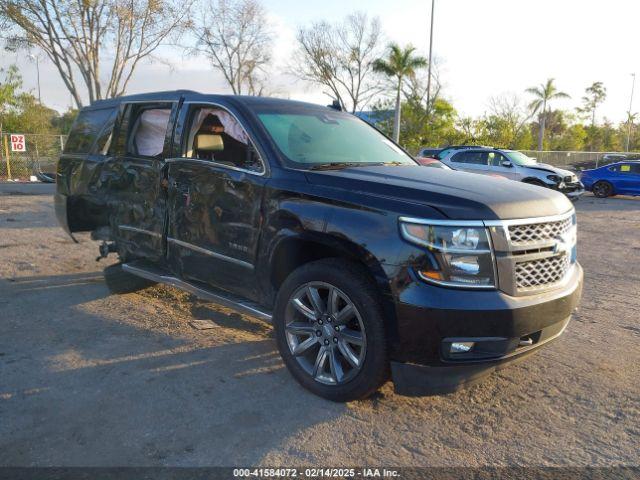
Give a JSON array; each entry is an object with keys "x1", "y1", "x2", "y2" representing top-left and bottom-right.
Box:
[
  {"x1": 508, "y1": 216, "x2": 572, "y2": 246},
  {"x1": 490, "y1": 212, "x2": 577, "y2": 296},
  {"x1": 515, "y1": 254, "x2": 570, "y2": 291}
]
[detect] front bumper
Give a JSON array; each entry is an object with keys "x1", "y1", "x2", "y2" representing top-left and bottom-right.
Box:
[
  {"x1": 387, "y1": 263, "x2": 583, "y2": 395},
  {"x1": 557, "y1": 181, "x2": 585, "y2": 199}
]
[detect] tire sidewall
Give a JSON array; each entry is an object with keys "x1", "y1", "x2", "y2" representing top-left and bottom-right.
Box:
[
  {"x1": 593, "y1": 181, "x2": 612, "y2": 198},
  {"x1": 273, "y1": 260, "x2": 388, "y2": 401}
]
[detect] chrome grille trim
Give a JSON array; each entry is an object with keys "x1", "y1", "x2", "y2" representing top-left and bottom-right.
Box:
[
  {"x1": 486, "y1": 209, "x2": 576, "y2": 296},
  {"x1": 508, "y1": 215, "x2": 573, "y2": 246},
  {"x1": 515, "y1": 253, "x2": 571, "y2": 291}
]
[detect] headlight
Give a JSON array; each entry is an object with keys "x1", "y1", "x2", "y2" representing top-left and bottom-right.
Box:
[
  {"x1": 399, "y1": 220, "x2": 496, "y2": 288},
  {"x1": 547, "y1": 174, "x2": 562, "y2": 183}
]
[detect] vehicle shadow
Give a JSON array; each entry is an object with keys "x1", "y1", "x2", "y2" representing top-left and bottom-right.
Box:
[
  {"x1": 0, "y1": 271, "x2": 346, "y2": 466},
  {"x1": 576, "y1": 194, "x2": 640, "y2": 214}
]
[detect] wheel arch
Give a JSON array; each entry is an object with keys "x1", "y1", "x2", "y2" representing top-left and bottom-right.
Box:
[
  {"x1": 266, "y1": 231, "x2": 399, "y2": 349},
  {"x1": 521, "y1": 177, "x2": 548, "y2": 186}
]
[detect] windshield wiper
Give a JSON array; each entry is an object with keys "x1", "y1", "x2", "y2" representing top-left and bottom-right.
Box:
[{"x1": 308, "y1": 162, "x2": 380, "y2": 170}]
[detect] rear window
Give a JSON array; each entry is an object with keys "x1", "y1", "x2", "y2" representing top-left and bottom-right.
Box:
[{"x1": 64, "y1": 107, "x2": 115, "y2": 154}]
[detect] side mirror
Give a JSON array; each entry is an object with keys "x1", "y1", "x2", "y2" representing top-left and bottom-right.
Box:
[{"x1": 501, "y1": 160, "x2": 513, "y2": 168}]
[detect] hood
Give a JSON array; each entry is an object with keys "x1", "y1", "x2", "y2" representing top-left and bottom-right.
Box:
[
  {"x1": 305, "y1": 165, "x2": 572, "y2": 220},
  {"x1": 527, "y1": 163, "x2": 575, "y2": 177}
]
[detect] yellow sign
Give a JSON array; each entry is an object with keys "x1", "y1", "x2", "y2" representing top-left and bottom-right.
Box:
[{"x1": 621, "y1": 165, "x2": 630, "y2": 172}]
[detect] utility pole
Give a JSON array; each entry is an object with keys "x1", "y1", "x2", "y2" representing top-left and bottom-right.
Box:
[
  {"x1": 626, "y1": 73, "x2": 636, "y2": 152},
  {"x1": 425, "y1": 0, "x2": 435, "y2": 114},
  {"x1": 28, "y1": 54, "x2": 41, "y2": 103}
]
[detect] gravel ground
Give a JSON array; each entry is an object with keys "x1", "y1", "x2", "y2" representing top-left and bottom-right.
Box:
[{"x1": 0, "y1": 190, "x2": 638, "y2": 467}]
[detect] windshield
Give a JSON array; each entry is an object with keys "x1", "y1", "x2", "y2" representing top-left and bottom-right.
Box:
[
  {"x1": 504, "y1": 150, "x2": 538, "y2": 166},
  {"x1": 256, "y1": 110, "x2": 416, "y2": 168}
]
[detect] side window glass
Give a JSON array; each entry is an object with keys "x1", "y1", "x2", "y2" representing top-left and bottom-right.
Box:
[
  {"x1": 64, "y1": 107, "x2": 115, "y2": 154},
  {"x1": 630, "y1": 164, "x2": 640, "y2": 174},
  {"x1": 184, "y1": 106, "x2": 263, "y2": 173},
  {"x1": 619, "y1": 164, "x2": 632, "y2": 174},
  {"x1": 465, "y1": 151, "x2": 486, "y2": 165},
  {"x1": 93, "y1": 109, "x2": 118, "y2": 156},
  {"x1": 451, "y1": 152, "x2": 467, "y2": 163},
  {"x1": 128, "y1": 108, "x2": 172, "y2": 157},
  {"x1": 489, "y1": 152, "x2": 506, "y2": 166}
]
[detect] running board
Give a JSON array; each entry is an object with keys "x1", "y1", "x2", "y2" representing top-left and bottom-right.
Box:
[{"x1": 121, "y1": 262, "x2": 272, "y2": 321}]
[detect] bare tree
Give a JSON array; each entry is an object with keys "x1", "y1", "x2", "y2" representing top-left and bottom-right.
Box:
[
  {"x1": 487, "y1": 93, "x2": 534, "y2": 144},
  {"x1": 0, "y1": 0, "x2": 192, "y2": 108},
  {"x1": 190, "y1": 0, "x2": 272, "y2": 95},
  {"x1": 293, "y1": 12, "x2": 383, "y2": 113}
]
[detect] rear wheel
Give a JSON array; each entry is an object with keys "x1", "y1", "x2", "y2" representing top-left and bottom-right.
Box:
[
  {"x1": 104, "y1": 263, "x2": 156, "y2": 294},
  {"x1": 274, "y1": 259, "x2": 389, "y2": 402},
  {"x1": 592, "y1": 181, "x2": 613, "y2": 198}
]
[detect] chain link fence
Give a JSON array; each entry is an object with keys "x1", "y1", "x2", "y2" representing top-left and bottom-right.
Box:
[
  {"x1": 1, "y1": 134, "x2": 640, "y2": 181},
  {"x1": 521, "y1": 150, "x2": 640, "y2": 170},
  {"x1": 0, "y1": 133, "x2": 67, "y2": 181}
]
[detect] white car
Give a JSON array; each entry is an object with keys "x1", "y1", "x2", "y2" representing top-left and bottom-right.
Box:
[{"x1": 437, "y1": 147, "x2": 585, "y2": 200}]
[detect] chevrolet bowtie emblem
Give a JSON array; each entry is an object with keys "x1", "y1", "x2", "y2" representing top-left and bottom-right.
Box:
[{"x1": 553, "y1": 235, "x2": 571, "y2": 255}]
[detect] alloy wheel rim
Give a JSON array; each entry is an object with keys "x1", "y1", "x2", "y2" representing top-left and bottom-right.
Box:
[
  {"x1": 284, "y1": 282, "x2": 366, "y2": 385},
  {"x1": 594, "y1": 183, "x2": 609, "y2": 196}
]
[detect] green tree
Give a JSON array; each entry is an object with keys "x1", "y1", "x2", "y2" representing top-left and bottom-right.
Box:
[
  {"x1": 0, "y1": 64, "x2": 69, "y2": 135},
  {"x1": 373, "y1": 43, "x2": 427, "y2": 142},
  {"x1": 0, "y1": 64, "x2": 22, "y2": 121},
  {"x1": 526, "y1": 78, "x2": 570, "y2": 150},
  {"x1": 577, "y1": 81, "x2": 607, "y2": 127}
]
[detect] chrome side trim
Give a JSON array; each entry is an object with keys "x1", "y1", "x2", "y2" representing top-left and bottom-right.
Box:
[
  {"x1": 122, "y1": 263, "x2": 271, "y2": 321},
  {"x1": 118, "y1": 225, "x2": 162, "y2": 238},
  {"x1": 164, "y1": 157, "x2": 262, "y2": 177},
  {"x1": 167, "y1": 237, "x2": 254, "y2": 270}
]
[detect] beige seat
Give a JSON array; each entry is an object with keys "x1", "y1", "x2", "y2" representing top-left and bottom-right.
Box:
[{"x1": 195, "y1": 134, "x2": 224, "y2": 152}]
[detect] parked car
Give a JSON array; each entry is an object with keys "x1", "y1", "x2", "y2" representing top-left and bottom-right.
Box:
[
  {"x1": 415, "y1": 156, "x2": 451, "y2": 169},
  {"x1": 580, "y1": 161, "x2": 640, "y2": 197},
  {"x1": 437, "y1": 147, "x2": 584, "y2": 200},
  {"x1": 417, "y1": 147, "x2": 442, "y2": 158},
  {"x1": 56, "y1": 91, "x2": 583, "y2": 401}
]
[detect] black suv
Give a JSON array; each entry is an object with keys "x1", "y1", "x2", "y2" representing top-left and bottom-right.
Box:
[{"x1": 55, "y1": 91, "x2": 583, "y2": 401}]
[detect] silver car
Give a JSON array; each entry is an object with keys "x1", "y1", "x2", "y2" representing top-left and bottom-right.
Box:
[{"x1": 438, "y1": 147, "x2": 584, "y2": 200}]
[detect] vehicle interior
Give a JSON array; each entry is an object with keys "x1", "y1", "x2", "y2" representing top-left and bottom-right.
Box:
[{"x1": 184, "y1": 108, "x2": 259, "y2": 171}]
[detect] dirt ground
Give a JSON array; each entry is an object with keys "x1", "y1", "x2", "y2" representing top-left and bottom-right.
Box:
[{"x1": 0, "y1": 186, "x2": 638, "y2": 467}]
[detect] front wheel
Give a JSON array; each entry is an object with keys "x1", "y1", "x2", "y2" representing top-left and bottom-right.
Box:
[
  {"x1": 592, "y1": 181, "x2": 613, "y2": 198},
  {"x1": 273, "y1": 259, "x2": 389, "y2": 402},
  {"x1": 522, "y1": 179, "x2": 547, "y2": 188}
]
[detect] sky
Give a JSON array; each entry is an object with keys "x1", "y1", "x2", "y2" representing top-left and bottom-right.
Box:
[{"x1": 2, "y1": 0, "x2": 639, "y2": 123}]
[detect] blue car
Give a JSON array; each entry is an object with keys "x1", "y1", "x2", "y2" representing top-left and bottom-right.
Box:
[{"x1": 580, "y1": 161, "x2": 640, "y2": 198}]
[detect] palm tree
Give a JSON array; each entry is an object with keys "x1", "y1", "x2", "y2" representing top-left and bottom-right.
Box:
[
  {"x1": 373, "y1": 43, "x2": 427, "y2": 143},
  {"x1": 526, "y1": 78, "x2": 570, "y2": 151}
]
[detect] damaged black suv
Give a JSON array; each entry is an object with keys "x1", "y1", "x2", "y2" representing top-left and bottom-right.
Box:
[{"x1": 56, "y1": 91, "x2": 583, "y2": 401}]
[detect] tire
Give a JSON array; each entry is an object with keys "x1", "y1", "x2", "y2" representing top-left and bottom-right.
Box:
[
  {"x1": 592, "y1": 181, "x2": 613, "y2": 198},
  {"x1": 273, "y1": 258, "x2": 389, "y2": 402},
  {"x1": 104, "y1": 263, "x2": 156, "y2": 294}
]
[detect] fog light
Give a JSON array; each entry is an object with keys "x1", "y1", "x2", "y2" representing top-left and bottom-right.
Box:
[{"x1": 450, "y1": 342, "x2": 474, "y2": 353}]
